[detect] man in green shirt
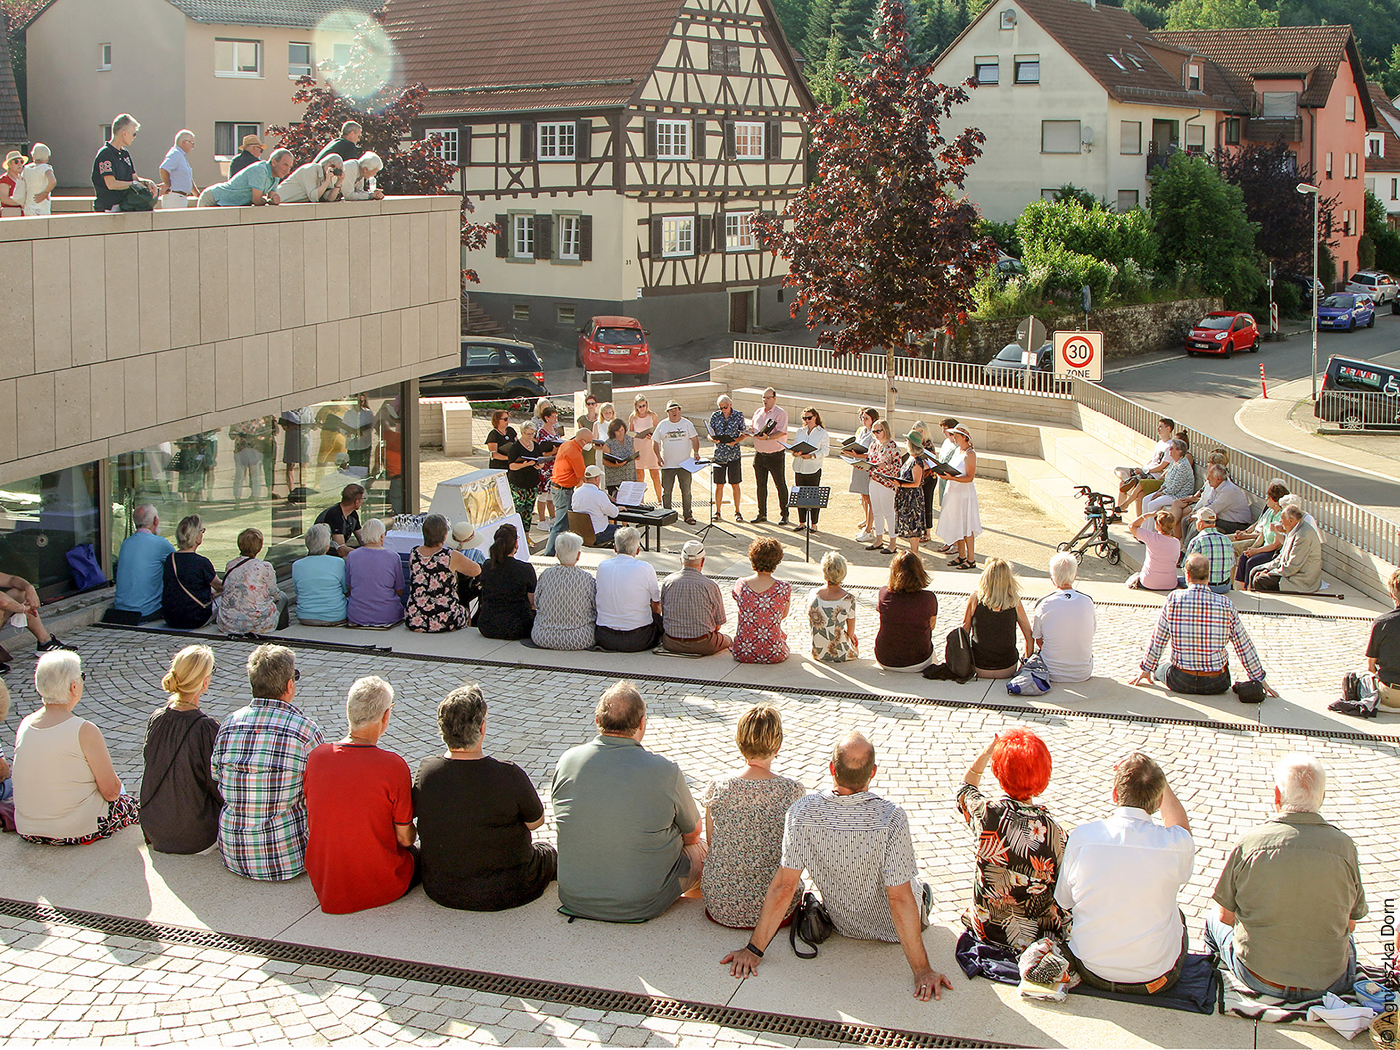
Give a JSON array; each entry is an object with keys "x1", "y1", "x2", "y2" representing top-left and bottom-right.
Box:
[
  {"x1": 1205, "y1": 752, "x2": 1365, "y2": 1000},
  {"x1": 550, "y1": 681, "x2": 705, "y2": 921},
  {"x1": 199, "y1": 148, "x2": 294, "y2": 207}
]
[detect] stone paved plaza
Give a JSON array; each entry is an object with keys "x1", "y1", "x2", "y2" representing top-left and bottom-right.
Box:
[{"x1": 0, "y1": 618, "x2": 1394, "y2": 1046}]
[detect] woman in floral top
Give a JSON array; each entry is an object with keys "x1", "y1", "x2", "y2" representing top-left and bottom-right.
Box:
[
  {"x1": 865, "y1": 422, "x2": 903, "y2": 556},
  {"x1": 731, "y1": 538, "x2": 790, "y2": 664},
  {"x1": 405, "y1": 514, "x2": 482, "y2": 633},
  {"x1": 807, "y1": 551, "x2": 857, "y2": 662},
  {"x1": 955, "y1": 728, "x2": 1068, "y2": 951},
  {"x1": 217, "y1": 529, "x2": 284, "y2": 636}
]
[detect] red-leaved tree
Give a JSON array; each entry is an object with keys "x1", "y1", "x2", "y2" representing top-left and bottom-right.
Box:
[
  {"x1": 267, "y1": 20, "x2": 494, "y2": 285},
  {"x1": 753, "y1": 0, "x2": 994, "y2": 417}
]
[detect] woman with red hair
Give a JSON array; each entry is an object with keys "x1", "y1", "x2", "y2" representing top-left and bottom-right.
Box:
[{"x1": 955, "y1": 729, "x2": 1068, "y2": 950}]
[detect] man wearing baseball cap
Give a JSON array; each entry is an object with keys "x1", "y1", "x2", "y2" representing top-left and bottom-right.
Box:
[
  {"x1": 571, "y1": 465, "x2": 619, "y2": 548},
  {"x1": 228, "y1": 134, "x2": 265, "y2": 177},
  {"x1": 1183, "y1": 508, "x2": 1234, "y2": 593},
  {"x1": 655, "y1": 400, "x2": 700, "y2": 526},
  {"x1": 659, "y1": 540, "x2": 730, "y2": 655}
]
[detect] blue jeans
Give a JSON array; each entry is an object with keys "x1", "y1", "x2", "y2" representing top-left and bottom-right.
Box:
[
  {"x1": 543, "y1": 483, "x2": 574, "y2": 557},
  {"x1": 1204, "y1": 914, "x2": 1357, "y2": 1001}
]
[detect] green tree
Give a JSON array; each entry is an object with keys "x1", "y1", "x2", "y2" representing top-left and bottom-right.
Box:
[
  {"x1": 1149, "y1": 152, "x2": 1263, "y2": 300},
  {"x1": 801, "y1": 0, "x2": 837, "y2": 60},
  {"x1": 1164, "y1": 0, "x2": 1278, "y2": 29},
  {"x1": 1365, "y1": 188, "x2": 1400, "y2": 272},
  {"x1": 771, "y1": 0, "x2": 813, "y2": 52},
  {"x1": 1122, "y1": 0, "x2": 1169, "y2": 29},
  {"x1": 1383, "y1": 44, "x2": 1400, "y2": 100}
]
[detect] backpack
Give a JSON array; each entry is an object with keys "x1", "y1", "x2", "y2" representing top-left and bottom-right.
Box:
[{"x1": 945, "y1": 627, "x2": 974, "y2": 680}]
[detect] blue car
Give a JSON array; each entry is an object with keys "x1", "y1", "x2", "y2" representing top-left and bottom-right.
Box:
[{"x1": 1317, "y1": 293, "x2": 1376, "y2": 331}]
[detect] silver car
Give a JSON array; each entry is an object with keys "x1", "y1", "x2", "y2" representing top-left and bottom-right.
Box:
[{"x1": 1344, "y1": 269, "x2": 1399, "y2": 304}]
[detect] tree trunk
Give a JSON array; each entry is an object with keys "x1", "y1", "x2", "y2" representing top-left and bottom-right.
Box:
[{"x1": 885, "y1": 345, "x2": 896, "y2": 422}]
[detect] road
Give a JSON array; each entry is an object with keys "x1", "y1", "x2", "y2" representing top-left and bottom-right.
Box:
[{"x1": 1102, "y1": 308, "x2": 1400, "y2": 512}]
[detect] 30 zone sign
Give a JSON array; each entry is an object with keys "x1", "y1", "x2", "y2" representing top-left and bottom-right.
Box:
[{"x1": 1053, "y1": 330, "x2": 1104, "y2": 382}]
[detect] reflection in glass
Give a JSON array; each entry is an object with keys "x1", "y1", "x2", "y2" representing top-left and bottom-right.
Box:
[{"x1": 0, "y1": 464, "x2": 101, "y2": 599}]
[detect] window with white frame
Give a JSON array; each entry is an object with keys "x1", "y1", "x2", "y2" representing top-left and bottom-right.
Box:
[
  {"x1": 1014, "y1": 56, "x2": 1039, "y2": 83},
  {"x1": 1325, "y1": 151, "x2": 1333, "y2": 179},
  {"x1": 733, "y1": 122, "x2": 764, "y2": 159},
  {"x1": 215, "y1": 39, "x2": 262, "y2": 77},
  {"x1": 725, "y1": 211, "x2": 756, "y2": 251},
  {"x1": 1392, "y1": 177, "x2": 1398, "y2": 201},
  {"x1": 512, "y1": 214, "x2": 535, "y2": 259},
  {"x1": 1120, "y1": 120, "x2": 1141, "y2": 155},
  {"x1": 1344, "y1": 152, "x2": 1358, "y2": 179},
  {"x1": 538, "y1": 122, "x2": 576, "y2": 160},
  {"x1": 98, "y1": 43, "x2": 112, "y2": 70},
  {"x1": 214, "y1": 121, "x2": 261, "y2": 159},
  {"x1": 1116, "y1": 189, "x2": 1139, "y2": 213},
  {"x1": 288, "y1": 43, "x2": 312, "y2": 78},
  {"x1": 100, "y1": 124, "x2": 112, "y2": 144},
  {"x1": 1187, "y1": 63, "x2": 1201, "y2": 90},
  {"x1": 557, "y1": 214, "x2": 581, "y2": 260},
  {"x1": 427, "y1": 128, "x2": 459, "y2": 165},
  {"x1": 1041, "y1": 120, "x2": 1080, "y2": 153},
  {"x1": 1344, "y1": 209, "x2": 1356, "y2": 236},
  {"x1": 1368, "y1": 132, "x2": 1385, "y2": 158},
  {"x1": 332, "y1": 43, "x2": 350, "y2": 66},
  {"x1": 655, "y1": 119, "x2": 690, "y2": 159},
  {"x1": 1186, "y1": 123, "x2": 1205, "y2": 153},
  {"x1": 662, "y1": 216, "x2": 694, "y2": 256},
  {"x1": 1346, "y1": 95, "x2": 1356, "y2": 121},
  {"x1": 974, "y1": 57, "x2": 999, "y2": 83}
]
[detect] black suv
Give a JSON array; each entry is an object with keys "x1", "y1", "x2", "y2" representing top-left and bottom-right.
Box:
[{"x1": 419, "y1": 336, "x2": 548, "y2": 402}]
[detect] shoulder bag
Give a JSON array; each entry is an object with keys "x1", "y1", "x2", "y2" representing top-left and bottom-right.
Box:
[
  {"x1": 169, "y1": 554, "x2": 213, "y2": 609},
  {"x1": 789, "y1": 891, "x2": 835, "y2": 959}
]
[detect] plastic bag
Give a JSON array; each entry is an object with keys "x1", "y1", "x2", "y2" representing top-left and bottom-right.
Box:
[{"x1": 1018, "y1": 937, "x2": 1077, "y2": 1002}]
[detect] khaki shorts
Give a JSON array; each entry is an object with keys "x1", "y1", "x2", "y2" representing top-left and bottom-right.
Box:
[{"x1": 1380, "y1": 681, "x2": 1400, "y2": 710}]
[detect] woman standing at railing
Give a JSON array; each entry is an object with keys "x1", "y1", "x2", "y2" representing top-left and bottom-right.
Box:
[{"x1": 937, "y1": 425, "x2": 981, "y2": 570}]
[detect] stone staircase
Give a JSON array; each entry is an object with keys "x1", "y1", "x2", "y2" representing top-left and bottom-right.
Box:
[{"x1": 461, "y1": 296, "x2": 505, "y2": 336}]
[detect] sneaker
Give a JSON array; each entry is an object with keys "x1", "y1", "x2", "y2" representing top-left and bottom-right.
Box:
[
  {"x1": 36, "y1": 637, "x2": 72, "y2": 652},
  {"x1": 855, "y1": 529, "x2": 873, "y2": 543}
]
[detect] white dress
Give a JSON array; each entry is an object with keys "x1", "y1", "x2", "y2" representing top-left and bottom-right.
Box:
[{"x1": 936, "y1": 448, "x2": 982, "y2": 542}]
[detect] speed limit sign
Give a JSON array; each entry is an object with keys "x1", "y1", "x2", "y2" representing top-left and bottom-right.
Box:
[{"x1": 1053, "y1": 330, "x2": 1104, "y2": 382}]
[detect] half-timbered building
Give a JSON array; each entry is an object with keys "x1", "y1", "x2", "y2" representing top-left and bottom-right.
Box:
[{"x1": 384, "y1": 0, "x2": 813, "y2": 348}]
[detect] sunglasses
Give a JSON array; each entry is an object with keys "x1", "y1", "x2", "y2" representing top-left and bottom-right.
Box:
[
  {"x1": 292, "y1": 670, "x2": 301, "y2": 682},
  {"x1": 802, "y1": 415, "x2": 814, "y2": 420}
]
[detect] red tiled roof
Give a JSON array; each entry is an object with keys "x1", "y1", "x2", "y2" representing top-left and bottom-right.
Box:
[
  {"x1": 1152, "y1": 25, "x2": 1372, "y2": 123},
  {"x1": 0, "y1": 13, "x2": 25, "y2": 144},
  {"x1": 1366, "y1": 82, "x2": 1400, "y2": 173},
  {"x1": 383, "y1": 0, "x2": 686, "y2": 117}
]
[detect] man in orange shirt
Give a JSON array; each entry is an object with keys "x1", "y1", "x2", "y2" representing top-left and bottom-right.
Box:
[{"x1": 544, "y1": 426, "x2": 592, "y2": 556}]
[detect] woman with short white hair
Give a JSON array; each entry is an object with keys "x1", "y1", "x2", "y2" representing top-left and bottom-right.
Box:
[
  {"x1": 341, "y1": 151, "x2": 385, "y2": 201},
  {"x1": 13, "y1": 652, "x2": 140, "y2": 845},
  {"x1": 345, "y1": 518, "x2": 405, "y2": 627},
  {"x1": 531, "y1": 532, "x2": 596, "y2": 651},
  {"x1": 293, "y1": 523, "x2": 348, "y2": 626}
]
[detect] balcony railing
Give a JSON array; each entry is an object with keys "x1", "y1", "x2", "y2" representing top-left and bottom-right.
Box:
[{"x1": 1244, "y1": 115, "x2": 1303, "y2": 143}]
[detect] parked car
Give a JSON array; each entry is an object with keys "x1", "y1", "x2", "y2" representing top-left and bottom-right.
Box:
[
  {"x1": 1314, "y1": 354, "x2": 1400, "y2": 428},
  {"x1": 418, "y1": 336, "x2": 547, "y2": 402},
  {"x1": 993, "y1": 253, "x2": 1027, "y2": 282},
  {"x1": 576, "y1": 315, "x2": 650, "y2": 383},
  {"x1": 1184, "y1": 311, "x2": 1259, "y2": 357},
  {"x1": 1344, "y1": 270, "x2": 1399, "y2": 304},
  {"x1": 983, "y1": 341, "x2": 1067, "y2": 391},
  {"x1": 1316, "y1": 293, "x2": 1375, "y2": 331}
]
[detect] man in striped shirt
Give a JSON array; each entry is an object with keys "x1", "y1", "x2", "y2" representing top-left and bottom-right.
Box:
[
  {"x1": 212, "y1": 645, "x2": 324, "y2": 880},
  {"x1": 1131, "y1": 554, "x2": 1277, "y2": 696}
]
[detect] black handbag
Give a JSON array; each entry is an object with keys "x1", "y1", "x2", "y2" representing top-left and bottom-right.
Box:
[
  {"x1": 1232, "y1": 680, "x2": 1267, "y2": 704},
  {"x1": 790, "y1": 891, "x2": 835, "y2": 959},
  {"x1": 945, "y1": 627, "x2": 974, "y2": 680}
]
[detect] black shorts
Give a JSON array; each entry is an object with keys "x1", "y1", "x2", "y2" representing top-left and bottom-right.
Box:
[{"x1": 712, "y1": 460, "x2": 742, "y2": 484}]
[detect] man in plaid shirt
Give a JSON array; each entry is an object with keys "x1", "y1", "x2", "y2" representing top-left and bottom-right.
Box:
[
  {"x1": 212, "y1": 645, "x2": 324, "y2": 880},
  {"x1": 1131, "y1": 554, "x2": 1277, "y2": 697},
  {"x1": 1182, "y1": 508, "x2": 1234, "y2": 593}
]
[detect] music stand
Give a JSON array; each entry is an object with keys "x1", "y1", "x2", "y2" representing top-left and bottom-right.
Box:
[
  {"x1": 789, "y1": 486, "x2": 830, "y2": 563},
  {"x1": 694, "y1": 454, "x2": 736, "y2": 546}
]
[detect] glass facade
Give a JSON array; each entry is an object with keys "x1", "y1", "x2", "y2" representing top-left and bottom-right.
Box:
[{"x1": 0, "y1": 463, "x2": 101, "y2": 600}]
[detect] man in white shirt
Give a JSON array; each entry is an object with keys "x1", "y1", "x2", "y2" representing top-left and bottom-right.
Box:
[
  {"x1": 655, "y1": 400, "x2": 700, "y2": 525},
  {"x1": 158, "y1": 130, "x2": 198, "y2": 208},
  {"x1": 594, "y1": 527, "x2": 662, "y2": 652},
  {"x1": 1031, "y1": 552, "x2": 1097, "y2": 682},
  {"x1": 571, "y1": 466, "x2": 619, "y2": 547},
  {"x1": 1054, "y1": 752, "x2": 1194, "y2": 994}
]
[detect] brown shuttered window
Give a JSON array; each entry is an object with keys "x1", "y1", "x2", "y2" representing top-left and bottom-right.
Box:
[
  {"x1": 495, "y1": 213, "x2": 508, "y2": 257},
  {"x1": 709, "y1": 41, "x2": 739, "y2": 71},
  {"x1": 645, "y1": 118, "x2": 658, "y2": 159},
  {"x1": 533, "y1": 215, "x2": 553, "y2": 260},
  {"x1": 520, "y1": 122, "x2": 536, "y2": 162},
  {"x1": 579, "y1": 215, "x2": 593, "y2": 262},
  {"x1": 693, "y1": 119, "x2": 706, "y2": 159},
  {"x1": 696, "y1": 214, "x2": 713, "y2": 254},
  {"x1": 649, "y1": 217, "x2": 663, "y2": 258},
  {"x1": 724, "y1": 121, "x2": 736, "y2": 160},
  {"x1": 575, "y1": 119, "x2": 591, "y2": 161},
  {"x1": 766, "y1": 120, "x2": 782, "y2": 160}
]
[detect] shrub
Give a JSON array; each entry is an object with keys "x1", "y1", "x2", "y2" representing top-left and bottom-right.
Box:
[
  {"x1": 1358, "y1": 234, "x2": 1376, "y2": 270},
  {"x1": 977, "y1": 219, "x2": 1021, "y2": 259},
  {"x1": 1273, "y1": 281, "x2": 1302, "y2": 315},
  {"x1": 1149, "y1": 152, "x2": 1263, "y2": 302}
]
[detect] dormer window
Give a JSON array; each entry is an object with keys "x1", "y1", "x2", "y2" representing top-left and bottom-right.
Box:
[
  {"x1": 1108, "y1": 53, "x2": 1125, "y2": 70},
  {"x1": 1187, "y1": 63, "x2": 1201, "y2": 91},
  {"x1": 1368, "y1": 132, "x2": 1385, "y2": 158}
]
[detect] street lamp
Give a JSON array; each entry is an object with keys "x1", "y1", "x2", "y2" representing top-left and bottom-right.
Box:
[{"x1": 1296, "y1": 182, "x2": 1320, "y2": 401}]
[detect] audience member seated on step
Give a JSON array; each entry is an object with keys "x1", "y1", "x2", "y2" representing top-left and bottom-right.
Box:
[
  {"x1": 475, "y1": 524, "x2": 536, "y2": 641},
  {"x1": 211, "y1": 645, "x2": 324, "y2": 880},
  {"x1": 1247, "y1": 505, "x2": 1322, "y2": 594},
  {"x1": 1031, "y1": 552, "x2": 1096, "y2": 683},
  {"x1": 304, "y1": 676, "x2": 418, "y2": 914},
  {"x1": 345, "y1": 519, "x2": 404, "y2": 628},
  {"x1": 1367, "y1": 567, "x2": 1400, "y2": 711},
  {"x1": 1131, "y1": 554, "x2": 1276, "y2": 697},
  {"x1": 13, "y1": 652, "x2": 141, "y2": 846},
  {"x1": 315, "y1": 484, "x2": 365, "y2": 557},
  {"x1": 551, "y1": 681, "x2": 706, "y2": 922},
  {"x1": 700, "y1": 703, "x2": 806, "y2": 929},
  {"x1": 963, "y1": 558, "x2": 1033, "y2": 680},
  {"x1": 405, "y1": 514, "x2": 480, "y2": 634},
  {"x1": 1054, "y1": 752, "x2": 1194, "y2": 995},
  {"x1": 1125, "y1": 510, "x2": 1182, "y2": 592},
  {"x1": 1182, "y1": 509, "x2": 1235, "y2": 594},
  {"x1": 808, "y1": 551, "x2": 858, "y2": 664},
  {"x1": 955, "y1": 729, "x2": 1067, "y2": 951},
  {"x1": 114, "y1": 504, "x2": 176, "y2": 622},
  {"x1": 414, "y1": 684, "x2": 558, "y2": 911},
  {"x1": 0, "y1": 680, "x2": 10, "y2": 800},
  {"x1": 139, "y1": 645, "x2": 223, "y2": 855},
  {"x1": 1233, "y1": 480, "x2": 1288, "y2": 586},
  {"x1": 218, "y1": 529, "x2": 286, "y2": 636},
  {"x1": 292, "y1": 524, "x2": 348, "y2": 626},
  {"x1": 572, "y1": 465, "x2": 620, "y2": 547},
  {"x1": 1115, "y1": 417, "x2": 1176, "y2": 515},
  {"x1": 530, "y1": 532, "x2": 596, "y2": 651},
  {"x1": 1205, "y1": 753, "x2": 1365, "y2": 1001},
  {"x1": 1141, "y1": 440, "x2": 1195, "y2": 514},
  {"x1": 161, "y1": 514, "x2": 222, "y2": 629},
  {"x1": 660, "y1": 539, "x2": 731, "y2": 656},
  {"x1": 1179, "y1": 465, "x2": 1254, "y2": 545},
  {"x1": 725, "y1": 732, "x2": 953, "y2": 1003},
  {"x1": 732, "y1": 538, "x2": 790, "y2": 665},
  {"x1": 595, "y1": 527, "x2": 662, "y2": 652},
  {"x1": 0, "y1": 570, "x2": 69, "y2": 663},
  {"x1": 874, "y1": 551, "x2": 939, "y2": 672}
]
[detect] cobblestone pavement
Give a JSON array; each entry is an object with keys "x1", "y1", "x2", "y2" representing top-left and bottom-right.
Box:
[{"x1": 1, "y1": 626, "x2": 1395, "y2": 1044}]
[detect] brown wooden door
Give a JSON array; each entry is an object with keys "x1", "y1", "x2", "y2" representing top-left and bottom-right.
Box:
[{"x1": 729, "y1": 291, "x2": 751, "y2": 333}]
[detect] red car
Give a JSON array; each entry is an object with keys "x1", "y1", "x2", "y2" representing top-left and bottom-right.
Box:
[
  {"x1": 1184, "y1": 311, "x2": 1260, "y2": 358},
  {"x1": 576, "y1": 315, "x2": 650, "y2": 382}
]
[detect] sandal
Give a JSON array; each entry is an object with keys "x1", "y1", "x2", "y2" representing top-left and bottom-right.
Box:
[
  {"x1": 734, "y1": 510, "x2": 744, "y2": 522},
  {"x1": 953, "y1": 558, "x2": 976, "y2": 569},
  {"x1": 866, "y1": 542, "x2": 886, "y2": 551}
]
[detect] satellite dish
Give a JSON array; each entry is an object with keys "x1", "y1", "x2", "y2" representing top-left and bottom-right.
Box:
[{"x1": 1081, "y1": 126, "x2": 1095, "y2": 145}]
